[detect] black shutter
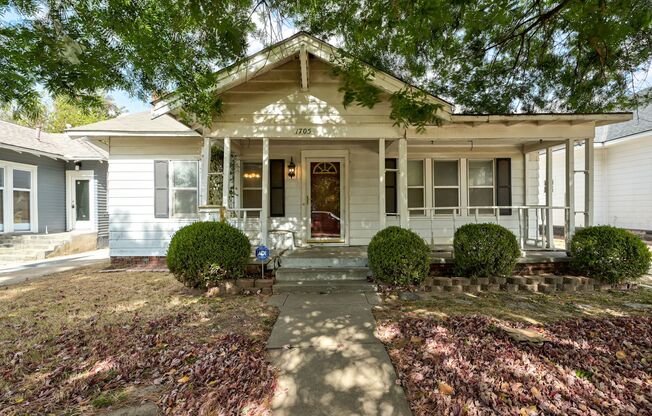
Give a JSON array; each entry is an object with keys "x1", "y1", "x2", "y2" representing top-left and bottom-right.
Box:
[
  {"x1": 154, "y1": 161, "x2": 169, "y2": 218},
  {"x1": 385, "y1": 158, "x2": 398, "y2": 215},
  {"x1": 496, "y1": 158, "x2": 512, "y2": 215},
  {"x1": 270, "y1": 159, "x2": 285, "y2": 217}
]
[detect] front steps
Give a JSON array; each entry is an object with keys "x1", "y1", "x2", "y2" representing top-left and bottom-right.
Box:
[
  {"x1": 0, "y1": 232, "x2": 97, "y2": 265},
  {"x1": 273, "y1": 247, "x2": 375, "y2": 294}
]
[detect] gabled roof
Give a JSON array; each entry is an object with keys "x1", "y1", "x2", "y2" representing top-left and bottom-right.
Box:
[
  {"x1": 595, "y1": 101, "x2": 652, "y2": 143},
  {"x1": 151, "y1": 31, "x2": 454, "y2": 119},
  {"x1": 0, "y1": 120, "x2": 106, "y2": 160},
  {"x1": 66, "y1": 111, "x2": 201, "y2": 138}
]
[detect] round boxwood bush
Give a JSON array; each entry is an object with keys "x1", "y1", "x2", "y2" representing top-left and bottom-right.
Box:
[
  {"x1": 167, "y1": 221, "x2": 251, "y2": 289},
  {"x1": 368, "y1": 226, "x2": 430, "y2": 285},
  {"x1": 569, "y1": 225, "x2": 651, "y2": 284},
  {"x1": 454, "y1": 223, "x2": 520, "y2": 277}
]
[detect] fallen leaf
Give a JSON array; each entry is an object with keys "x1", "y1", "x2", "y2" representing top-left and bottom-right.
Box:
[{"x1": 438, "y1": 381, "x2": 454, "y2": 395}]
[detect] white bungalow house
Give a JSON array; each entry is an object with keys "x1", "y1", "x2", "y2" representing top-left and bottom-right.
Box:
[
  {"x1": 540, "y1": 99, "x2": 652, "y2": 239},
  {"x1": 66, "y1": 32, "x2": 631, "y2": 263}
]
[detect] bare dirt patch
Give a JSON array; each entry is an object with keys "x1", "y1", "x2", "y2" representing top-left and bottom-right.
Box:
[{"x1": 0, "y1": 264, "x2": 278, "y2": 415}]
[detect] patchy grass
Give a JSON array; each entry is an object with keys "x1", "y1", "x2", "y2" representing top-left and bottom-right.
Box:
[
  {"x1": 0, "y1": 264, "x2": 278, "y2": 415},
  {"x1": 375, "y1": 288, "x2": 652, "y2": 416}
]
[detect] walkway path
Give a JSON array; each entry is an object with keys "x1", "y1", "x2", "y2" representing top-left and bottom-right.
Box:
[
  {"x1": 267, "y1": 293, "x2": 412, "y2": 416},
  {"x1": 0, "y1": 249, "x2": 109, "y2": 287}
]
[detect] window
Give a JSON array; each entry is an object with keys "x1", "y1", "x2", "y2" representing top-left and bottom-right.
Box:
[
  {"x1": 385, "y1": 158, "x2": 397, "y2": 215},
  {"x1": 241, "y1": 160, "x2": 285, "y2": 218},
  {"x1": 407, "y1": 160, "x2": 425, "y2": 216},
  {"x1": 468, "y1": 159, "x2": 494, "y2": 214},
  {"x1": 0, "y1": 167, "x2": 4, "y2": 232},
  {"x1": 495, "y1": 158, "x2": 512, "y2": 215},
  {"x1": 171, "y1": 161, "x2": 198, "y2": 216},
  {"x1": 433, "y1": 160, "x2": 459, "y2": 214},
  {"x1": 153, "y1": 160, "x2": 198, "y2": 218},
  {"x1": 13, "y1": 169, "x2": 32, "y2": 231},
  {"x1": 208, "y1": 145, "x2": 224, "y2": 205}
]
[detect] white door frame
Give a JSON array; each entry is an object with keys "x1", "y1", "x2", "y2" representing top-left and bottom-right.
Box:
[
  {"x1": 0, "y1": 161, "x2": 38, "y2": 233},
  {"x1": 66, "y1": 170, "x2": 96, "y2": 231},
  {"x1": 301, "y1": 150, "x2": 349, "y2": 245}
]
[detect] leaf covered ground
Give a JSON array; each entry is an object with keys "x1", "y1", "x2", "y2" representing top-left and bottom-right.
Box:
[
  {"x1": 0, "y1": 265, "x2": 278, "y2": 415},
  {"x1": 376, "y1": 289, "x2": 652, "y2": 416}
]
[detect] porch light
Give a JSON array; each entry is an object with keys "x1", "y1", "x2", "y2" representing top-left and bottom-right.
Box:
[
  {"x1": 243, "y1": 172, "x2": 261, "y2": 179},
  {"x1": 287, "y1": 157, "x2": 296, "y2": 179}
]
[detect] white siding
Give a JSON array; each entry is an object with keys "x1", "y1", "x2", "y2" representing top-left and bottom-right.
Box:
[
  {"x1": 108, "y1": 137, "x2": 203, "y2": 256},
  {"x1": 540, "y1": 134, "x2": 652, "y2": 231}
]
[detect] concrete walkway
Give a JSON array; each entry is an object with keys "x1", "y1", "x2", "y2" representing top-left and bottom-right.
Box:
[
  {"x1": 267, "y1": 293, "x2": 412, "y2": 416},
  {"x1": 0, "y1": 249, "x2": 109, "y2": 286}
]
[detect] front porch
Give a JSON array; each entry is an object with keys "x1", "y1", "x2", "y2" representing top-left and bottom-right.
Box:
[{"x1": 199, "y1": 134, "x2": 596, "y2": 253}]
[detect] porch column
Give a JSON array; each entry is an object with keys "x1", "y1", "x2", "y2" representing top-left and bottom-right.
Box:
[
  {"x1": 201, "y1": 137, "x2": 210, "y2": 206},
  {"x1": 565, "y1": 139, "x2": 575, "y2": 246},
  {"x1": 584, "y1": 136, "x2": 594, "y2": 226},
  {"x1": 222, "y1": 137, "x2": 231, "y2": 210},
  {"x1": 261, "y1": 137, "x2": 270, "y2": 246},
  {"x1": 398, "y1": 137, "x2": 409, "y2": 228},
  {"x1": 545, "y1": 147, "x2": 554, "y2": 249},
  {"x1": 378, "y1": 139, "x2": 386, "y2": 230}
]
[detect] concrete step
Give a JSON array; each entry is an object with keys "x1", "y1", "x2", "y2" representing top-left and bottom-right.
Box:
[
  {"x1": 273, "y1": 280, "x2": 376, "y2": 294},
  {"x1": 280, "y1": 256, "x2": 367, "y2": 269},
  {"x1": 276, "y1": 267, "x2": 369, "y2": 281}
]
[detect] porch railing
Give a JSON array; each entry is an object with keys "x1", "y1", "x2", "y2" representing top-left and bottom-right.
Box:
[{"x1": 406, "y1": 205, "x2": 570, "y2": 251}]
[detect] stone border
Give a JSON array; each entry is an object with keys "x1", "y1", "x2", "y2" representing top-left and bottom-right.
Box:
[{"x1": 422, "y1": 275, "x2": 606, "y2": 293}]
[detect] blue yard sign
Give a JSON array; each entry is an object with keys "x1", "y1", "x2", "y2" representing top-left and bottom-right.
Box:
[{"x1": 255, "y1": 245, "x2": 270, "y2": 262}]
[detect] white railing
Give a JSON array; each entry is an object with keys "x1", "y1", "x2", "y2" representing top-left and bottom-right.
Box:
[{"x1": 406, "y1": 205, "x2": 570, "y2": 250}]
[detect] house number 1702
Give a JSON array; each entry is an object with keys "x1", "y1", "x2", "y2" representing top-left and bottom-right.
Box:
[{"x1": 294, "y1": 128, "x2": 312, "y2": 135}]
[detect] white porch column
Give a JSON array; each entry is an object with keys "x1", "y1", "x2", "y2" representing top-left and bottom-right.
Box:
[
  {"x1": 398, "y1": 137, "x2": 409, "y2": 228},
  {"x1": 565, "y1": 139, "x2": 575, "y2": 246},
  {"x1": 261, "y1": 137, "x2": 270, "y2": 246},
  {"x1": 222, "y1": 137, "x2": 231, "y2": 210},
  {"x1": 378, "y1": 139, "x2": 386, "y2": 230},
  {"x1": 201, "y1": 137, "x2": 210, "y2": 206},
  {"x1": 545, "y1": 147, "x2": 554, "y2": 249},
  {"x1": 584, "y1": 136, "x2": 594, "y2": 227}
]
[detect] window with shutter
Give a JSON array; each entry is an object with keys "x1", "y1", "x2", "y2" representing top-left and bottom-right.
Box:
[
  {"x1": 385, "y1": 158, "x2": 397, "y2": 215},
  {"x1": 495, "y1": 158, "x2": 512, "y2": 215},
  {"x1": 154, "y1": 161, "x2": 169, "y2": 218}
]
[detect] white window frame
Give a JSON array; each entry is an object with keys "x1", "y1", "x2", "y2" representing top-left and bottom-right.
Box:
[
  {"x1": 0, "y1": 161, "x2": 38, "y2": 233},
  {"x1": 240, "y1": 160, "x2": 263, "y2": 217},
  {"x1": 467, "y1": 159, "x2": 495, "y2": 215},
  {"x1": 432, "y1": 159, "x2": 461, "y2": 215},
  {"x1": 170, "y1": 160, "x2": 199, "y2": 218},
  {"x1": 407, "y1": 159, "x2": 426, "y2": 216}
]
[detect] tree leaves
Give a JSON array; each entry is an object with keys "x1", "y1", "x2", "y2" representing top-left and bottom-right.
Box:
[{"x1": 377, "y1": 315, "x2": 652, "y2": 415}]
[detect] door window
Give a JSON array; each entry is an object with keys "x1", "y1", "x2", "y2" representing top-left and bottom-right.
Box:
[
  {"x1": 310, "y1": 161, "x2": 341, "y2": 239},
  {"x1": 75, "y1": 179, "x2": 90, "y2": 221}
]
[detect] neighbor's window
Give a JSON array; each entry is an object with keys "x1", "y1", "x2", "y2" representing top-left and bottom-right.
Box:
[
  {"x1": 433, "y1": 160, "x2": 459, "y2": 214},
  {"x1": 407, "y1": 160, "x2": 425, "y2": 216},
  {"x1": 13, "y1": 169, "x2": 32, "y2": 230},
  {"x1": 385, "y1": 158, "x2": 397, "y2": 215},
  {"x1": 171, "y1": 161, "x2": 198, "y2": 216},
  {"x1": 468, "y1": 159, "x2": 494, "y2": 214}
]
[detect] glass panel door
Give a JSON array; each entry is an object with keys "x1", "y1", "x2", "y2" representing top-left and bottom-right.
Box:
[
  {"x1": 13, "y1": 169, "x2": 31, "y2": 231},
  {"x1": 75, "y1": 180, "x2": 90, "y2": 221},
  {"x1": 310, "y1": 161, "x2": 342, "y2": 239}
]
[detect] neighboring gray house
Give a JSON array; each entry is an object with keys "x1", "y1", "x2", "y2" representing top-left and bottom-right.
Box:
[
  {"x1": 540, "y1": 99, "x2": 652, "y2": 237},
  {"x1": 0, "y1": 120, "x2": 108, "y2": 262}
]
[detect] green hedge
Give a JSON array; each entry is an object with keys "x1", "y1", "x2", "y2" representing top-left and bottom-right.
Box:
[
  {"x1": 167, "y1": 221, "x2": 251, "y2": 289},
  {"x1": 454, "y1": 223, "x2": 520, "y2": 277},
  {"x1": 368, "y1": 226, "x2": 430, "y2": 285},
  {"x1": 569, "y1": 226, "x2": 651, "y2": 283}
]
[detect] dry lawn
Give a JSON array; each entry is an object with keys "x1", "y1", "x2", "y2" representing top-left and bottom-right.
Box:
[{"x1": 0, "y1": 263, "x2": 278, "y2": 415}]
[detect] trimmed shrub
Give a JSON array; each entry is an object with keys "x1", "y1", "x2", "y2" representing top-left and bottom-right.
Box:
[
  {"x1": 167, "y1": 221, "x2": 251, "y2": 289},
  {"x1": 368, "y1": 226, "x2": 430, "y2": 285},
  {"x1": 569, "y1": 226, "x2": 651, "y2": 283},
  {"x1": 454, "y1": 223, "x2": 520, "y2": 277}
]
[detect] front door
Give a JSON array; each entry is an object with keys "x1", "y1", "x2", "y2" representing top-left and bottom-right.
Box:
[
  {"x1": 66, "y1": 171, "x2": 94, "y2": 231},
  {"x1": 308, "y1": 160, "x2": 344, "y2": 242}
]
